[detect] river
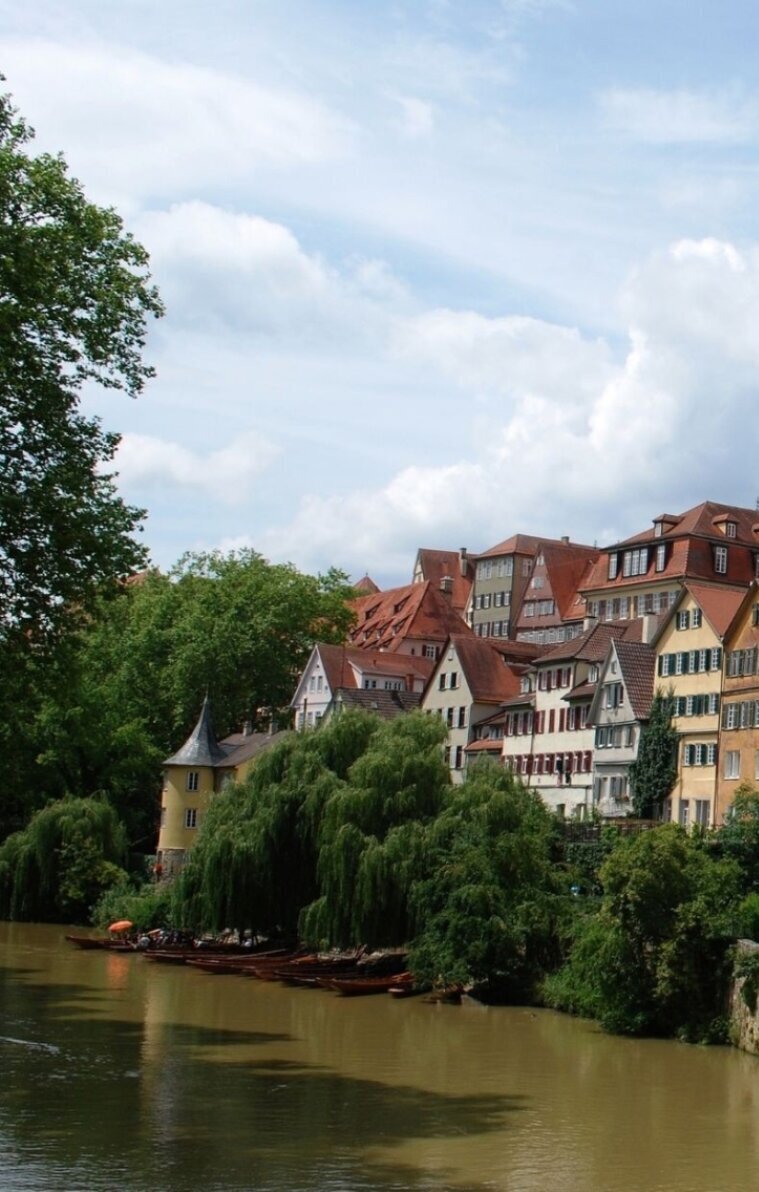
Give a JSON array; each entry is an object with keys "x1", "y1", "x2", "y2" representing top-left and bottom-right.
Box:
[{"x1": 2, "y1": 923, "x2": 759, "y2": 1191}]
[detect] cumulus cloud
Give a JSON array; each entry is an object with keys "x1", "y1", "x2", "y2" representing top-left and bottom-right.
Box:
[
  {"x1": 600, "y1": 87, "x2": 755, "y2": 144},
  {"x1": 261, "y1": 237, "x2": 759, "y2": 574},
  {"x1": 111, "y1": 431, "x2": 280, "y2": 505},
  {"x1": 3, "y1": 39, "x2": 354, "y2": 206},
  {"x1": 135, "y1": 201, "x2": 407, "y2": 341}
]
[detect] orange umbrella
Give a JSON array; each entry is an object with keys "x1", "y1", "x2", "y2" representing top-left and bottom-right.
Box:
[{"x1": 108, "y1": 919, "x2": 133, "y2": 933}]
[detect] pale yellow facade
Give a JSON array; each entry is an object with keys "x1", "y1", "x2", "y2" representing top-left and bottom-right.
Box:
[
  {"x1": 655, "y1": 592, "x2": 723, "y2": 828},
  {"x1": 158, "y1": 763, "x2": 216, "y2": 873}
]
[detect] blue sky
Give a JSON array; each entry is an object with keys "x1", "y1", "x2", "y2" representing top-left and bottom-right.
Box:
[{"x1": 4, "y1": 0, "x2": 759, "y2": 585}]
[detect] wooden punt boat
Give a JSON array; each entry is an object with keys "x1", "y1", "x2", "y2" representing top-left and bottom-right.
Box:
[
  {"x1": 65, "y1": 935, "x2": 135, "y2": 951},
  {"x1": 321, "y1": 971, "x2": 414, "y2": 996}
]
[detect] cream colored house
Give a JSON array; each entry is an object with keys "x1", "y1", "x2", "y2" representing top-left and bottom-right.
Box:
[
  {"x1": 421, "y1": 634, "x2": 525, "y2": 783},
  {"x1": 651, "y1": 582, "x2": 744, "y2": 828}
]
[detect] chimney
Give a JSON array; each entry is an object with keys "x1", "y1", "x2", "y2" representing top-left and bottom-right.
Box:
[
  {"x1": 440, "y1": 575, "x2": 453, "y2": 596},
  {"x1": 583, "y1": 615, "x2": 598, "y2": 632},
  {"x1": 561, "y1": 535, "x2": 569, "y2": 545},
  {"x1": 459, "y1": 547, "x2": 468, "y2": 576},
  {"x1": 640, "y1": 614, "x2": 656, "y2": 644}
]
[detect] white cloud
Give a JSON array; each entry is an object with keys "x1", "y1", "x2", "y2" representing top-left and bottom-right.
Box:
[
  {"x1": 600, "y1": 87, "x2": 755, "y2": 145},
  {"x1": 3, "y1": 38, "x2": 354, "y2": 206},
  {"x1": 260, "y1": 237, "x2": 759, "y2": 574},
  {"x1": 134, "y1": 201, "x2": 409, "y2": 342},
  {"x1": 111, "y1": 431, "x2": 280, "y2": 505}
]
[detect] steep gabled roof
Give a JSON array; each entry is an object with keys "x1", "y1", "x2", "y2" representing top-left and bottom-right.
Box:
[
  {"x1": 164, "y1": 696, "x2": 228, "y2": 767},
  {"x1": 540, "y1": 544, "x2": 600, "y2": 620},
  {"x1": 349, "y1": 580, "x2": 468, "y2": 651},
  {"x1": 353, "y1": 574, "x2": 380, "y2": 594},
  {"x1": 682, "y1": 582, "x2": 746, "y2": 639},
  {"x1": 614, "y1": 639, "x2": 656, "y2": 721},
  {"x1": 448, "y1": 633, "x2": 524, "y2": 703},
  {"x1": 413, "y1": 548, "x2": 474, "y2": 613}
]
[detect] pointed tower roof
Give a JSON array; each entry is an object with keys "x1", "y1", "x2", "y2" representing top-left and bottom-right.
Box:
[{"x1": 164, "y1": 697, "x2": 228, "y2": 766}]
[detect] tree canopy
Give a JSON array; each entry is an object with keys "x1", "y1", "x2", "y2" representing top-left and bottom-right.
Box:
[
  {"x1": 0, "y1": 550, "x2": 357, "y2": 846},
  {"x1": 0, "y1": 85, "x2": 163, "y2": 649},
  {"x1": 629, "y1": 689, "x2": 679, "y2": 818}
]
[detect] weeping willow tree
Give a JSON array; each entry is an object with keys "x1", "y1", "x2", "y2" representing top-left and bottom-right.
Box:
[
  {"x1": 173, "y1": 711, "x2": 381, "y2": 937},
  {"x1": 300, "y1": 712, "x2": 449, "y2": 949},
  {"x1": 408, "y1": 760, "x2": 563, "y2": 998},
  {"x1": 0, "y1": 796, "x2": 128, "y2": 922}
]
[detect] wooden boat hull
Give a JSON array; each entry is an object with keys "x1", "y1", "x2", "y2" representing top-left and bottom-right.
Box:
[{"x1": 322, "y1": 972, "x2": 414, "y2": 996}]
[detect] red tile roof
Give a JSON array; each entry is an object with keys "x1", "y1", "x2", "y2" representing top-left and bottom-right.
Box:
[
  {"x1": 682, "y1": 582, "x2": 746, "y2": 639},
  {"x1": 446, "y1": 633, "x2": 525, "y2": 704},
  {"x1": 349, "y1": 581, "x2": 469, "y2": 651},
  {"x1": 478, "y1": 533, "x2": 596, "y2": 561},
  {"x1": 613, "y1": 640, "x2": 656, "y2": 721},
  {"x1": 353, "y1": 574, "x2": 380, "y2": 595},
  {"x1": 413, "y1": 548, "x2": 474, "y2": 614},
  {"x1": 315, "y1": 643, "x2": 433, "y2": 691},
  {"x1": 581, "y1": 501, "x2": 759, "y2": 595},
  {"x1": 535, "y1": 618, "x2": 645, "y2": 666},
  {"x1": 465, "y1": 738, "x2": 503, "y2": 753}
]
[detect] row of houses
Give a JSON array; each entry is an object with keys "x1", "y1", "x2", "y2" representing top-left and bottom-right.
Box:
[
  {"x1": 157, "y1": 499, "x2": 759, "y2": 870},
  {"x1": 292, "y1": 500, "x2": 759, "y2": 829}
]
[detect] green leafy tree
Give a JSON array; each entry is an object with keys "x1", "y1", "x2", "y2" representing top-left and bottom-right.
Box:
[
  {"x1": 0, "y1": 85, "x2": 163, "y2": 650},
  {"x1": 409, "y1": 761, "x2": 564, "y2": 998},
  {"x1": 2, "y1": 553, "x2": 357, "y2": 847},
  {"x1": 713, "y1": 783, "x2": 759, "y2": 896},
  {"x1": 544, "y1": 824, "x2": 741, "y2": 1039},
  {"x1": 301, "y1": 712, "x2": 450, "y2": 949},
  {"x1": 174, "y1": 711, "x2": 380, "y2": 938},
  {"x1": 629, "y1": 689, "x2": 679, "y2": 818},
  {"x1": 0, "y1": 796, "x2": 128, "y2": 922}
]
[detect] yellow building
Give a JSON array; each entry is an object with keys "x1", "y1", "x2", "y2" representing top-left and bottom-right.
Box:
[
  {"x1": 715, "y1": 583, "x2": 759, "y2": 823},
  {"x1": 156, "y1": 697, "x2": 285, "y2": 875},
  {"x1": 652, "y1": 582, "x2": 744, "y2": 828}
]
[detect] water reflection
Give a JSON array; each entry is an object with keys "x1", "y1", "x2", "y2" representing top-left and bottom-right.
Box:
[{"x1": 2, "y1": 923, "x2": 759, "y2": 1191}]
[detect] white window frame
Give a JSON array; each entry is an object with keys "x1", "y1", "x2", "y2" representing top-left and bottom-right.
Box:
[{"x1": 725, "y1": 750, "x2": 740, "y2": 780}]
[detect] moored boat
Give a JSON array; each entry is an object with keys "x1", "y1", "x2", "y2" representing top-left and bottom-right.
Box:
[{"x1": 322, "y1": 971, "x2": 414, "y2": 996}]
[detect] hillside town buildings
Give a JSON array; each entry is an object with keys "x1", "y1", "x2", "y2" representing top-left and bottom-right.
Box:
[{"x1": 161, "y1": 499, "x2": 759, "y2": 864}]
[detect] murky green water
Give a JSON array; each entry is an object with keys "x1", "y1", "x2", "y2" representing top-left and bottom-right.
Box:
[{"x1": 2, "y1": 922, "x2": 759, "y2": 1191}]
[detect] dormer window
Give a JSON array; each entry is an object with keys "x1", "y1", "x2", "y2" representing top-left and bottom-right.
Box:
[
  {"x1": 714, "y1": 545, "x2": 728, "y2": 575},
  {"x1": 727, "y1": 521, "x2": 737, "y2": 538},
  {"x1": 608, "y1": 553, "x2": 619, "y2": 580},
  {"x1": 655, "y1": 543, "x2": 666, "y2": 572}
]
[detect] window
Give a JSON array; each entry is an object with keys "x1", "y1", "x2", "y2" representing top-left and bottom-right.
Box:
[
  {"x1": 677, "y1": 611, "x2": 689, "y2": 630},
  {"x1": 532, "y1": 575, "x2": 544, "y2": 589},
  {"x1": 438, "y1": 673, "x2": 446, "y2": 690},
  {"x1": 424, "y1": 645, "x2": 437, "y2": 659},
  {"x1": 458, "y1": 707, "x2": 467, "y2": 729},
  {"x1": 494, "y1": 592, "x2": 503, "y2": 607},
  {"x1": 446, "y1": 707, "x2": 454, "y2": 727},
  {"x1": 714, "y1": 545, "x2": 728, "y2": 574},
  {"x1": 186, "y1": 771, "x2": 199, "y2": 792},
  {"x1": 454, "y1": 746, "x2": 463, "y2": 769},
  {"x1": 679, "y1": 800, "x2": 689, "y2": 828},
  {"x1": 726, "y1": 521, "x2": 737, "y2": 538},
  {"x1": 725, "y1": 750, "x2": 740, "y2": 780},
  {"x1": 608, "y1": 553, "x2": 619, "y2": 579},
  {"x1": 655, "y1": 543, "x2": 666, "y2": 572},
  {"x1": 622, "y1": 547, "x2": 648, "y2": 577},
  {"x1": 694, "y1": 800, "x2": 710, "y2": 826},
  {"x1": 185, "y1": 808, "x2": 198, "y2": 829},
  {"x1": 692, "y1": 608, "x2": 702, "y2": 628}
]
